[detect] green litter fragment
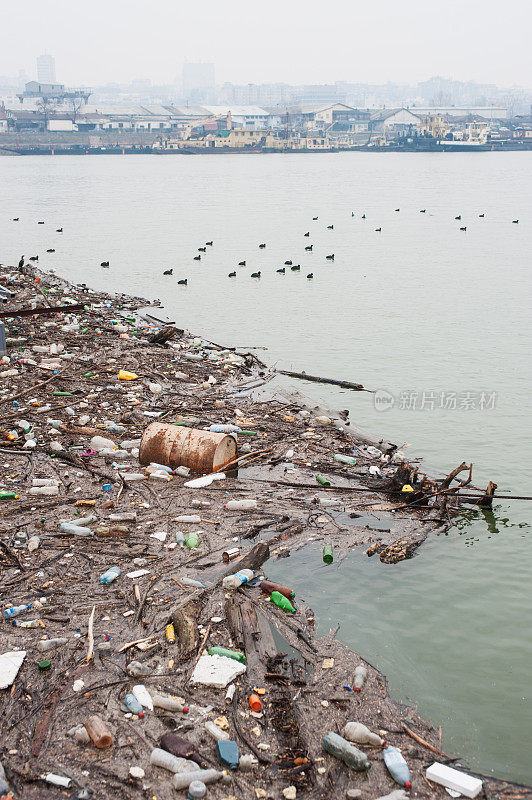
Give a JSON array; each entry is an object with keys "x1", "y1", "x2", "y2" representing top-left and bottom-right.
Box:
[
  {"x1": 38, "y1": 660, "x2": 51, "y2": 671},
  {"x1": 239, "y1": 430, "x2": 258, "y2": 436},
  {"x1": 53, "y1": 391, "x2": 73, "y2": 397}
]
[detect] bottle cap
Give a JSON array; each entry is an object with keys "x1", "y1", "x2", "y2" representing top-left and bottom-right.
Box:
[
  {"x1": 38, "y1": 659, "x2": 51, "y2": 671},
  {"x1": 404, "y1": 781, "x2": 411, "y2": 789}
]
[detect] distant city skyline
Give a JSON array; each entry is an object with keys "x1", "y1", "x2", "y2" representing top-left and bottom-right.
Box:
[{"x1": 0, "y1": 0, "x2": 530, "y2": 91}]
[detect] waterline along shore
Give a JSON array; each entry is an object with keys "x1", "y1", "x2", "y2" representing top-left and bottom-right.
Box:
[{"x1": 0, "y1": 262, "x2": 528, "y2": 800}]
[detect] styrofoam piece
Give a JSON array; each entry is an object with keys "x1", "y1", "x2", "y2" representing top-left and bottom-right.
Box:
[
  {"x1": 426, "y1": 762, "x2": 483, "y2": 798},
  {"x1": 191, "y1": 654, "x2": 246, "y2": 688},
  {"x1": 0, "y1": 650, "x2": 26, "y2": 689}
]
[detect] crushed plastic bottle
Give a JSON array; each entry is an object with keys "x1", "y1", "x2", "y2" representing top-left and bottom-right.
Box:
[
  {"x1": 216, "y1": 739, "x2": 239, "y2": 770},
  {"x1": 100, "y1": 566, "x2": 121, "y2": 584},
  {"x1": 29, "y1": 485, "x2": 59, "y2": 496},
  {"x1": 172, "y1": 770, "x2": 225, "y2": 791},
  {"x1": 209, "y1": 424, "x2": 241, "y2": 433},
  {"x1": 222, "y1": 569, "x2": 254, "y2": 590},
  {"x1": 322, "y1": 732, "x2": 370, "y2": 771},
  {"x1": 126, "y1": 660, "x2": 152, "y2": 677},
  {"x1": 383, "y1": 746, "x2": 411, "y2": 788},
  {"x1": 132, "y1": 684, "x2": 153, "y2": 711}
]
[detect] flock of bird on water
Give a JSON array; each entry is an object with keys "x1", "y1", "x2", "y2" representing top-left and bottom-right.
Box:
[{"x1": 10, "y1": 211, "x2": 520, "y2": 284}]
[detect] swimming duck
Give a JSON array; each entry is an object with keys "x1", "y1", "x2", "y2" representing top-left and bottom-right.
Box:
[
  {"x1": 163, "y1": 269, "x2": 173, "y2": 275},
  {"x1": 326, "y1": 254, "x2": 335, "y2": 260},
  {"x1": 228, "y1": 271, "x2": 236, "y2": 277},
  {"x1": 305, "y1": 245, "x2": 313, "y2": 251},
  {"x1": 251, "y1": 271, "x2": 261, "y2": 278},
  {"x1": 259, "y1": 243, "x2": 266, "y2": 248},
  {"x1": 307, "y1": 273, "x2": 313, "y2": 279},
  {"x1": 238, "y1": 260, "x2": 246, "y2": 266},
  {"x1": 100, "y1": 261, "x2": 109, "y2": 267},
  {"x1": 193, "y1": 255, "x2": 201, "y2": 261},
  {"x1": 276, "y1": 268, "x2": 285, "y2": 274},
  {"x1": 178, "y1": 278, "x2": 188, "y2": 285}
]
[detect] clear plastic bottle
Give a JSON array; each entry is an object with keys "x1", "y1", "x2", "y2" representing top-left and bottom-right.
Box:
[
  {"x1": 223, "y1": 499, "x2": 257, "y2": 510},
  {"x1": 100, "y1": 566, "x2": 121, "y2": 584},
  {"x1": 4, "y1": 603, "x2": 31, "y2": 619},
  {"x1": 222, "y1": 569, "x2": 254, "y2": 590},
  {"x1": 382, "y1": 746, "x2": 411, "y2": 788},
  {"x1": 84, "y1": 715, "x2": 113, "y2": 748},
  {"x1": 37, "y1": 637, "x2": 68, "y2": 651},
  {"x1": 185, "y1": 531, "x2": 200, "y2": 549},
  {"x1": 180, "y1": 577, "x2": 206, "y2": 589},
  {"x1": 172, "y1": 770, "x2": 225, "y2": 790},
  {"x1": 334, "y1": 454, "x2": 357, "y2": 466},
  {"x1": 149, "y1": 747, "x2": 197, "y2": 773},
  {"x1": 60, "y1": 522, "x2": 92, "y2": 536},
  {"x1": 209, "y1": 424, "x2": 241, "y2": 433},
  {"x1": 353, "y1": 665, "x2": 367, "y2": 692},
  {"x1": 29, "y1": 485, "x2": 59, "y2": 496},
  {"x1": 322, "y1": 732, "x2": 370, "y2": 771},
  {"x1": 126, "y1": 660, "x2": 152, "y2": 677},
  {"x1": 151, "y1": 693, "x2": 187, "y2": 712},
  {"x1": 343, "y1": 721, "x2": 385, "y2": 746},
  {"x1": 204, "y1": 720, "x2": 230, "y2": 741}
]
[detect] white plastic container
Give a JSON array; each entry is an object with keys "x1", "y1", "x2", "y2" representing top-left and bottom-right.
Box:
[
  {"x1": 29, "y1": 485, "x2": 58, "y2": 496},
  {"x1": 343, "y1": 721, "x2": 385, "y2": 747},
  {"x1": 151, "y1": 693, "x2": 186, "y2": 712},
  {"x1": 426, "y1": 762, "x2": 483, "y2": 798},
  {"x1": 172, "y1": 769, "x2": 225, "y2": 790}
]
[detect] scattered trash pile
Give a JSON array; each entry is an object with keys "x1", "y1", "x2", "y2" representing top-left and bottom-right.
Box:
[{"x1": 0, "y1": 264, "x2": 522, "y2": 799}]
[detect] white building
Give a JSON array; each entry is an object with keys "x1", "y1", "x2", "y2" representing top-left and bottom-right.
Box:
[
  {"x1": 202, "y1": 105, "x2": 272, "y2": 129},
  {"x1": 37, "y1": 54, "x2": 56, "y2": 84}
]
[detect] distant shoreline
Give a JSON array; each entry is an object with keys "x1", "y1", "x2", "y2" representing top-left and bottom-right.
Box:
[{"x1": 1, "y1": 143, "x2": 531, "y2": 156}]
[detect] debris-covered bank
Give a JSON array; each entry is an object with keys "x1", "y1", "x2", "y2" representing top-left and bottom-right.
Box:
[{"x1": 0, "y1": 264, "x2": 526, "y2": 800}]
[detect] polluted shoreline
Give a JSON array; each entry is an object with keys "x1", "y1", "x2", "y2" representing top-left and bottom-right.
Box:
[{"x1": 0, "y1": 262, "x2": 528, "y2": 800}]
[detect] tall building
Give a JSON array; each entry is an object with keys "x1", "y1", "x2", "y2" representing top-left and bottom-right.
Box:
[
  {"x1": 37, "y1": 54, "x2": 56, "y2": 84},
  {"x1": 182, "y1": 62, "x2": 215, "y2": 97}
]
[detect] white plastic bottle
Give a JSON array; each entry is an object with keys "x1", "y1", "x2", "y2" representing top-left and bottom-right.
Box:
[
  {"x1": 204, "y1": 720, "x2": 230, "y2": 741},
  {"x1": 132, "y1": 684, "x2": 153, "y2": 711},
  {"x1": 149, "y1": 748, "x2": 197, "y2": 773},
  {"x1": 172, "y1": 770, "x2": 225, "y2": 790},
  {"x1": 222, "y1": 569, "x2": 254, "y2": 590},
  {"x1": 354, "y1": 665, "x2": 367, "y2": 692},
  {"x1": 223, "y1": 499, "x2": 257, "y2": 510},
  {"x1": 29, "y1": 485, "x2": 59, "y2": 496}
]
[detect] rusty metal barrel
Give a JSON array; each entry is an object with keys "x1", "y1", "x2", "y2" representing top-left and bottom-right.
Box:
[{"x1": 139, "y1": 422, "x2": 237, "y2": 474}]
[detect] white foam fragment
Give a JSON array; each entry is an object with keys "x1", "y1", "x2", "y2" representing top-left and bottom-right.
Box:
[
  {"x1": 191, "y1": 653, "x2": 246, "y2": 688},
  {"x1": 0, "y1": 650, "x2": 26, "y2": 689}
]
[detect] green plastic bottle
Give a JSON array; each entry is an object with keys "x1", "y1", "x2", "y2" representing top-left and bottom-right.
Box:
[
  {"x1": 316, "y1": 475, "x2": 331, "y2": 487},
  {"x1": 185, "y1": 531, "x2": 199, "y2": 549},
  {"x1": 0, "y1": 491, "x2": 19, "y2": 500},
  {"x1": 270, "y1": 590, "x2": 296, "y2": 613},
  {"x1": 323, "y1": 545, "x2": 334, "y2": 564},
  {"x1": 207, "y1": 646, "x2": 246, "y2": 663},
  {"x1": 333, "y1": 454, "x2": 357, "y2": 466}
]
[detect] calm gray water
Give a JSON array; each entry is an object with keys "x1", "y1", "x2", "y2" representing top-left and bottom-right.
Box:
[{"x1": 0, "y1": 152, "x2": 531, "y2": 783}]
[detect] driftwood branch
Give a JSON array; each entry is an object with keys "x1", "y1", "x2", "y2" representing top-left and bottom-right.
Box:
[{"x1": 277, "y1": 369, "x2": 367, "y2": 392}]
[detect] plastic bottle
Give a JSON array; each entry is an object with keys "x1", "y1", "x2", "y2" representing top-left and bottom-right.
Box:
[
  {"x1": 166, "y1": 623, "x2": 176, "y2": 643},
  {"x1": 316, "y1": 475, "x2": 331, "y2": 487},
  {"x1": 185, "y1": 531, "x2": 200, "y2": 549},
  {"x1": 353, "y1": 665, "x2": 367, "y2": 692},
  {"x1": 204, "y1": 720, "x2": 230, "y2": 741},
  {"x1": 132, "y1": 684, "x2": 153, "y2": 711},
  {"x1": 172, "y1": 770, "x2": 225, "y2": 791},
  {"x1": 222, "y1": 569, "x2": 254, "y2": 590},
  {"x1": 323, "y1": 545, "x2": 334, "y2": 564},
  {"x1": 37, "y1": 637, "x2": 68, "y2": 652},
  {"x1": 100, "y1": 566, "x2": 121, "y2": 584},
  {"x1": 188, "y1": 781, "x2": 207, "y2": 799},
  {"x1": 32, "y1": 478, "x2": 59, "y2": 487},
  {"x1": 343, "y1": 721, "x2": 385, "y2": 747},
  {"x1": 123, "y1": 693, "x2": 145, "y2": 717},
  {"x1": 150, "y1": 747, "x2": 197, "y2": 773},
  {"x1": 0, "y1": 760, "x2": 9, "y2": 796},
  {"x1": 148, "y1": 462, "x2": 173, "y2": 474},
  {"x1": 223, "y1": 499, "x2": 257, "y2": 510},
  {"x1": 180, "y1": 577, "x2": 206, "y2": 589},
  {"x1": 334, "y1": 454, "x2": 357, "y2": 466},
  {"x1": 383, "y1": 746, "x2": 411, "y2": 788},
  {"x1": 209, "y1": 424, "x2": 241, "y2": 433},
  {"x1": 216, "y1": 740, "x2": 239, "y2": 770},
  {"x1": 84, "y1": 715, "x2": 113, "y2": 748},
  {"x1": 270, "y1": 590, "x2": 296, "y2": 613},
  {"x1": 322, "y1": 732, "x2": 370, "y2": 771},
  {"x1": 4, "y1": 603, "x2": 31, "y2": 619},
  {"x1": 0, "y1": 491, "x2": 19, "y2": 500},
  {"x1": 260, "y1": 580, "x2": 295, "y2": 600},
  {"x1": 29, "y1": 485, "x2": 59, "y2": 496},
  {"x1": 151, "y1": 693, "x2": 187, "y2": 712},
  {"x1": 207, "y1": 646, "x2": 245, "y2": 663},
  {"x1": 160, "y1": 732, "x2": 201, "y2": 763},
  {"x1": 176, "y1": 515, "x2": 202, "y2": 523},
  {"x1": 126, "y1": 660, "x2": 152, "y2": 677},
  {"x1": 60, "y1": 522, "x2": 92, "y2": 537}
]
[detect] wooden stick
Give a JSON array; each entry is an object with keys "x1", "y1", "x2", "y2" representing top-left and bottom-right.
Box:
[
  {"x1": 86, "y1": 605, "x2": 95, "y2": 662},
  {"x1": 401, "y1": 721, "x2": 450, "y2": 758}
]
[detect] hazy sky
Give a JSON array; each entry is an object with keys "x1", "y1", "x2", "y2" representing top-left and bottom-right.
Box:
[{"x1": 0, "y1": 0, "x2": 530, "y2": 88}]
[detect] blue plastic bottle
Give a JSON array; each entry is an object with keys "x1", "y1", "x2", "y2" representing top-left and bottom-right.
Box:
[
  {"x1": 100, "y1": 566, "x2": 121, "y2": 584},
  {"x1": 4, "y1": 604, "x2": 31, "y2": 620},
  {"x1": 383, "y1": 745, "x2": 411, "y2": 788},
  {"x1": 123, "y1": 693, "x2": 145, "y2": 717}
]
